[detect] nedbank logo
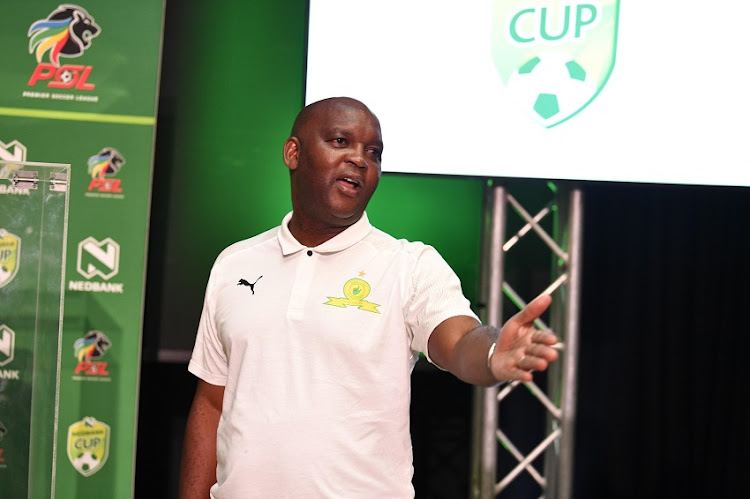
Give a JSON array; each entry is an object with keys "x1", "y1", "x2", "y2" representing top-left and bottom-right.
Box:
[
  {"x1": 0, "y1": 140, "x2": 27, "y2": 164},
  {"x1": 0, "y1": 140, "x2": 28, "y2": 180},
  {"x1": 0, "y1": 325, "x2": 15, "y2": 367},
  {"x1": 491, "y1": 0, "x2": 619, "y2": 128},
  {"x1": 0, "y1": 325, "x2": 20, "y2": 381},
  {"x1": 76, "y1": 237, "x2": 119, "y2": 280},
  {"x1": 70, "y1": 236, "x2": 124, "y2": 293},
  {"x1": 27, "y1": 4, "x2": 100, "y2": 90}
]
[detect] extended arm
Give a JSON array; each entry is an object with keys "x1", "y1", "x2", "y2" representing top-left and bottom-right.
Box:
[
  {"x1": 428, "y1": 294, "x2": 558, "y2": 386},
  {"x1": 179, "y1": 380, "x2": 225, "y2": 499}
]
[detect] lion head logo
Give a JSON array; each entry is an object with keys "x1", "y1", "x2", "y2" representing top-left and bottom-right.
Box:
[
  {"x1": 28, "y1": 4, "x2": 101, "y2": 67},
  {"x1": 73, "y1": 331, "x2": 111, "y2": 362},
  {"x1": 87, "y1": 148, "x2": 125, "y2": 179}
]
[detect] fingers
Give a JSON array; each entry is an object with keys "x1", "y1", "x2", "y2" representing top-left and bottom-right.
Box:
[
  {"x1": 530, "y1": 329, "x2": 559, "y2": 348},
  {"x1": 494, "y1": 346, "x2": 556, "y2": 383},
  {"x1": 512, "y1": 342, "x2": 558, "y2": 379},
  {"x1": 510, "y1": 368, "x2": 534, "y2": 383},
  {"x1": 499, "y1": 354, "x2": 535, "y2": 382},
  {"x1": 519, "y1": 351, "x2": 552, "y2": 372},
  {"x1": 525, "y1": 342, "x2": 559, "y2": 362}
]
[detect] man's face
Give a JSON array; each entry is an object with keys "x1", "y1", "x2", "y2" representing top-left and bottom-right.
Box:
[{"x1": 286, "y1": 102, "x2": 383, "y2": 230}]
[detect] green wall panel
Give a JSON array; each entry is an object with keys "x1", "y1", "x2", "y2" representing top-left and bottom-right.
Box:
[
  {"x1": 0, "y1": 1, "x2": 164, "y2": 497},
  {"x1": 150, "y1": 0, "x2": 486, "y2": 355}
]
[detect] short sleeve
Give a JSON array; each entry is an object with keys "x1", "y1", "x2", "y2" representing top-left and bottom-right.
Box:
[
  {"x1": 188, "y1": 261, "x2": 229, "y2": 386},
  {"x1": 405, "y1": 245, "x2": 478, "y2": 364}
]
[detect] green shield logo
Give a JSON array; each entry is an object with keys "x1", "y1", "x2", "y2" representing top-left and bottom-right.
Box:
[
  {"x1": 0, "y1": 230, "x2": 20, "y2": 289},
  {"x1": 67, "y1": 417, "x2": 110, "y2": 477},
  {"x1": 491, "y1": 0, "x2": 619, "y2": 128}
]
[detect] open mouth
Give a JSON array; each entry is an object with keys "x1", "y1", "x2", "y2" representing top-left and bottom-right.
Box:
[{"x1": 338, "y1": 177, "x2": 361, "y2": 190}]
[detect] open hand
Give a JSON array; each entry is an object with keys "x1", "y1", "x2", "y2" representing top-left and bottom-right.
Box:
[{"x1": 488, "y1": 294, "x2": 559, "y2": 382}]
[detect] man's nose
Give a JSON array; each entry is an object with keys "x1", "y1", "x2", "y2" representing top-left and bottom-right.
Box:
[{"x1": 347, "y1": 147, "x2": 367, "y2": 169}]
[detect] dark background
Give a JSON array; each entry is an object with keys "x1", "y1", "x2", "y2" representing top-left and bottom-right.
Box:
[{"x1": 135, "y1": 1, "x2": 750, "y2": 497}]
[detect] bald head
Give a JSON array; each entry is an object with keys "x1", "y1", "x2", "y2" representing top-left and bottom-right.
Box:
[{"x1": 290, "y1": 97, "x2": 380, "y2": 140}]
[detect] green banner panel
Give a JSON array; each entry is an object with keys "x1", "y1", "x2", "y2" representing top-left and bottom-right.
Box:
[
  {"x1": 0, "y1": 2, "x2": 163, "y2": 119},
  {"x1": 0, "y1": 1, "x2": 164, "y2": 497}
]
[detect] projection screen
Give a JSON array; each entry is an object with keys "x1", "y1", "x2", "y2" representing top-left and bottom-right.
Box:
[{"x1": 306, "y1": 0, "x2": 750, "y2": 186}]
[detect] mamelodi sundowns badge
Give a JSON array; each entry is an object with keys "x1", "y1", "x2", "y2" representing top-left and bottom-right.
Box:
[
  {"x1": 0, "y1": 230, "x2": 21, "y2": 289},
  {"x1": 491, "y1": 0, "x2": 619, "y2": 128},
  {"x1": 67, "y1": 416, "x2": 110, "y2": 477}
]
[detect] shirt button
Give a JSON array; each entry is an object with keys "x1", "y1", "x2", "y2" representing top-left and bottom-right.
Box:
[{"x1": 307, "y1": 250, "x2": 313, "y2": 256}]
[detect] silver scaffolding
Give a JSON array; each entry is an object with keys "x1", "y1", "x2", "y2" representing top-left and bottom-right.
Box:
[{"x1": 471, "y1": 182, "x2": 583, "y2": 499}]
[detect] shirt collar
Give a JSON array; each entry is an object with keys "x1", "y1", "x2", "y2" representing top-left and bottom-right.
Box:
[{"x1": 277, "y1": 211, "x2": 372, "y2": 256}]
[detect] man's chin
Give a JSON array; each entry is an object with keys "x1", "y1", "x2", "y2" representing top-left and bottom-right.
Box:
[{"x1": 329, "y1": 209, "x2": 364, "y2": 226}]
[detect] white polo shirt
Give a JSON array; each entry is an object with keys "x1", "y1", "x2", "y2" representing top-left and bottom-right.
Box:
[{"x1": 189, "y1": 212, "x2": 478, "y2": 498}]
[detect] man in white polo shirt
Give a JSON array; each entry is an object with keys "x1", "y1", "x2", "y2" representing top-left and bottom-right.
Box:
[{"x1": 179, "y1": 97, "x2": 559, "y2": 498}]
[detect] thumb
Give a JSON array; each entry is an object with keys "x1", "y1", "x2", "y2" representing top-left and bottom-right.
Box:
[{"x1": 510, "y1": 294, "x2": 552, "y2": 326}]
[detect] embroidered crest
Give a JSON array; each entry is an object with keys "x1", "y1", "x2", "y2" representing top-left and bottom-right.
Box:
[{"x1": 324, "y1": 277, "x2": 380, "y2": 314}]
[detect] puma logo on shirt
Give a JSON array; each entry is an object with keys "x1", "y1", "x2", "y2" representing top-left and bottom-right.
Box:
[{"x1": 237, "y1": 276, "x2": 262, "y2": 294}]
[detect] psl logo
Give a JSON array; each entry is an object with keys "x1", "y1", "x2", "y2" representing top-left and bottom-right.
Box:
[
  {"x1": 0, "y1": 325, "x2": 15, "y2": 367},
  {"x1": 87, "y1": 148, "x2": 125, "y2": 193},
  {"x1": 27, "y1": 4, "x2": 101, "y2": 90},
  {"x1": 0, "y1": 230, "x2": 21, "y2": 289},
  {"x1": 73, "y1": 330, "x2": 111, "y2": 376},
  {"x1": 76, "y1": 237, "x2": 120, "y2": 280},
  {"x1": 491, "y1": 0, "x2": 619, "y2": 127},
  {"x1": 67, "y1": 416, "x2": 110, "y2": 477}
]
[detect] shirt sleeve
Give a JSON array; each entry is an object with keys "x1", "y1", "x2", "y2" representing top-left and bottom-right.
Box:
[
  {"x1": 188, "y1": 260, "x2": 229, "y2": 386},
  {"x1": 405, "y1": 244, "x2": 479, "y2": 364}
]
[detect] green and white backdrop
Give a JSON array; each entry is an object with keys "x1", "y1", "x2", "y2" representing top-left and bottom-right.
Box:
[{"x1": 0, "y1": 1, "x2": 165, "y2": 497}]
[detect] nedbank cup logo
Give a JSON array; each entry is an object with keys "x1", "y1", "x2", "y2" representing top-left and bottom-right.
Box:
[
  {"x1": 67, "y1": 416, "x2": 110, "y2": 477},
  {"x1": 491, "y1": 0, "x2": 619, "y2": 128},
  {"x1": 0, "y1": 230, "x2": 21, "y2": 289},
  {"x1": 27, "y1": 4, "x2": 100, "y2": 90}
]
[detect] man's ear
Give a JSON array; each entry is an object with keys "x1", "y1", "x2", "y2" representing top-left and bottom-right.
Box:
[{"x1": 283, "y1": 137, "x2": 300, "y2": 170}]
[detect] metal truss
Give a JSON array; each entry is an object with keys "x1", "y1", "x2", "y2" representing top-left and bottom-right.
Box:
[{"x1": 471, "y1": 182, "x2": 583, "y2": 499}]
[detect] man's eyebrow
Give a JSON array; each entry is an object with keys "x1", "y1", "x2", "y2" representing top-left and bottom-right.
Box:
[
  {"x1": 323, "y1": 125, "x2": 382, "y2": 147},
  {"x1": 324, "y1": 126, "x2": 349, "y2": 136}
]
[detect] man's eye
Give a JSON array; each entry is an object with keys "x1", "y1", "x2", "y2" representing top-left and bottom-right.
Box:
[
  {"x1": 368, "y1": 148, "x2": 382, "y2": 160},
  {"x1": 334, "y1": 137, "x2": 347, "y2": 145}
]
